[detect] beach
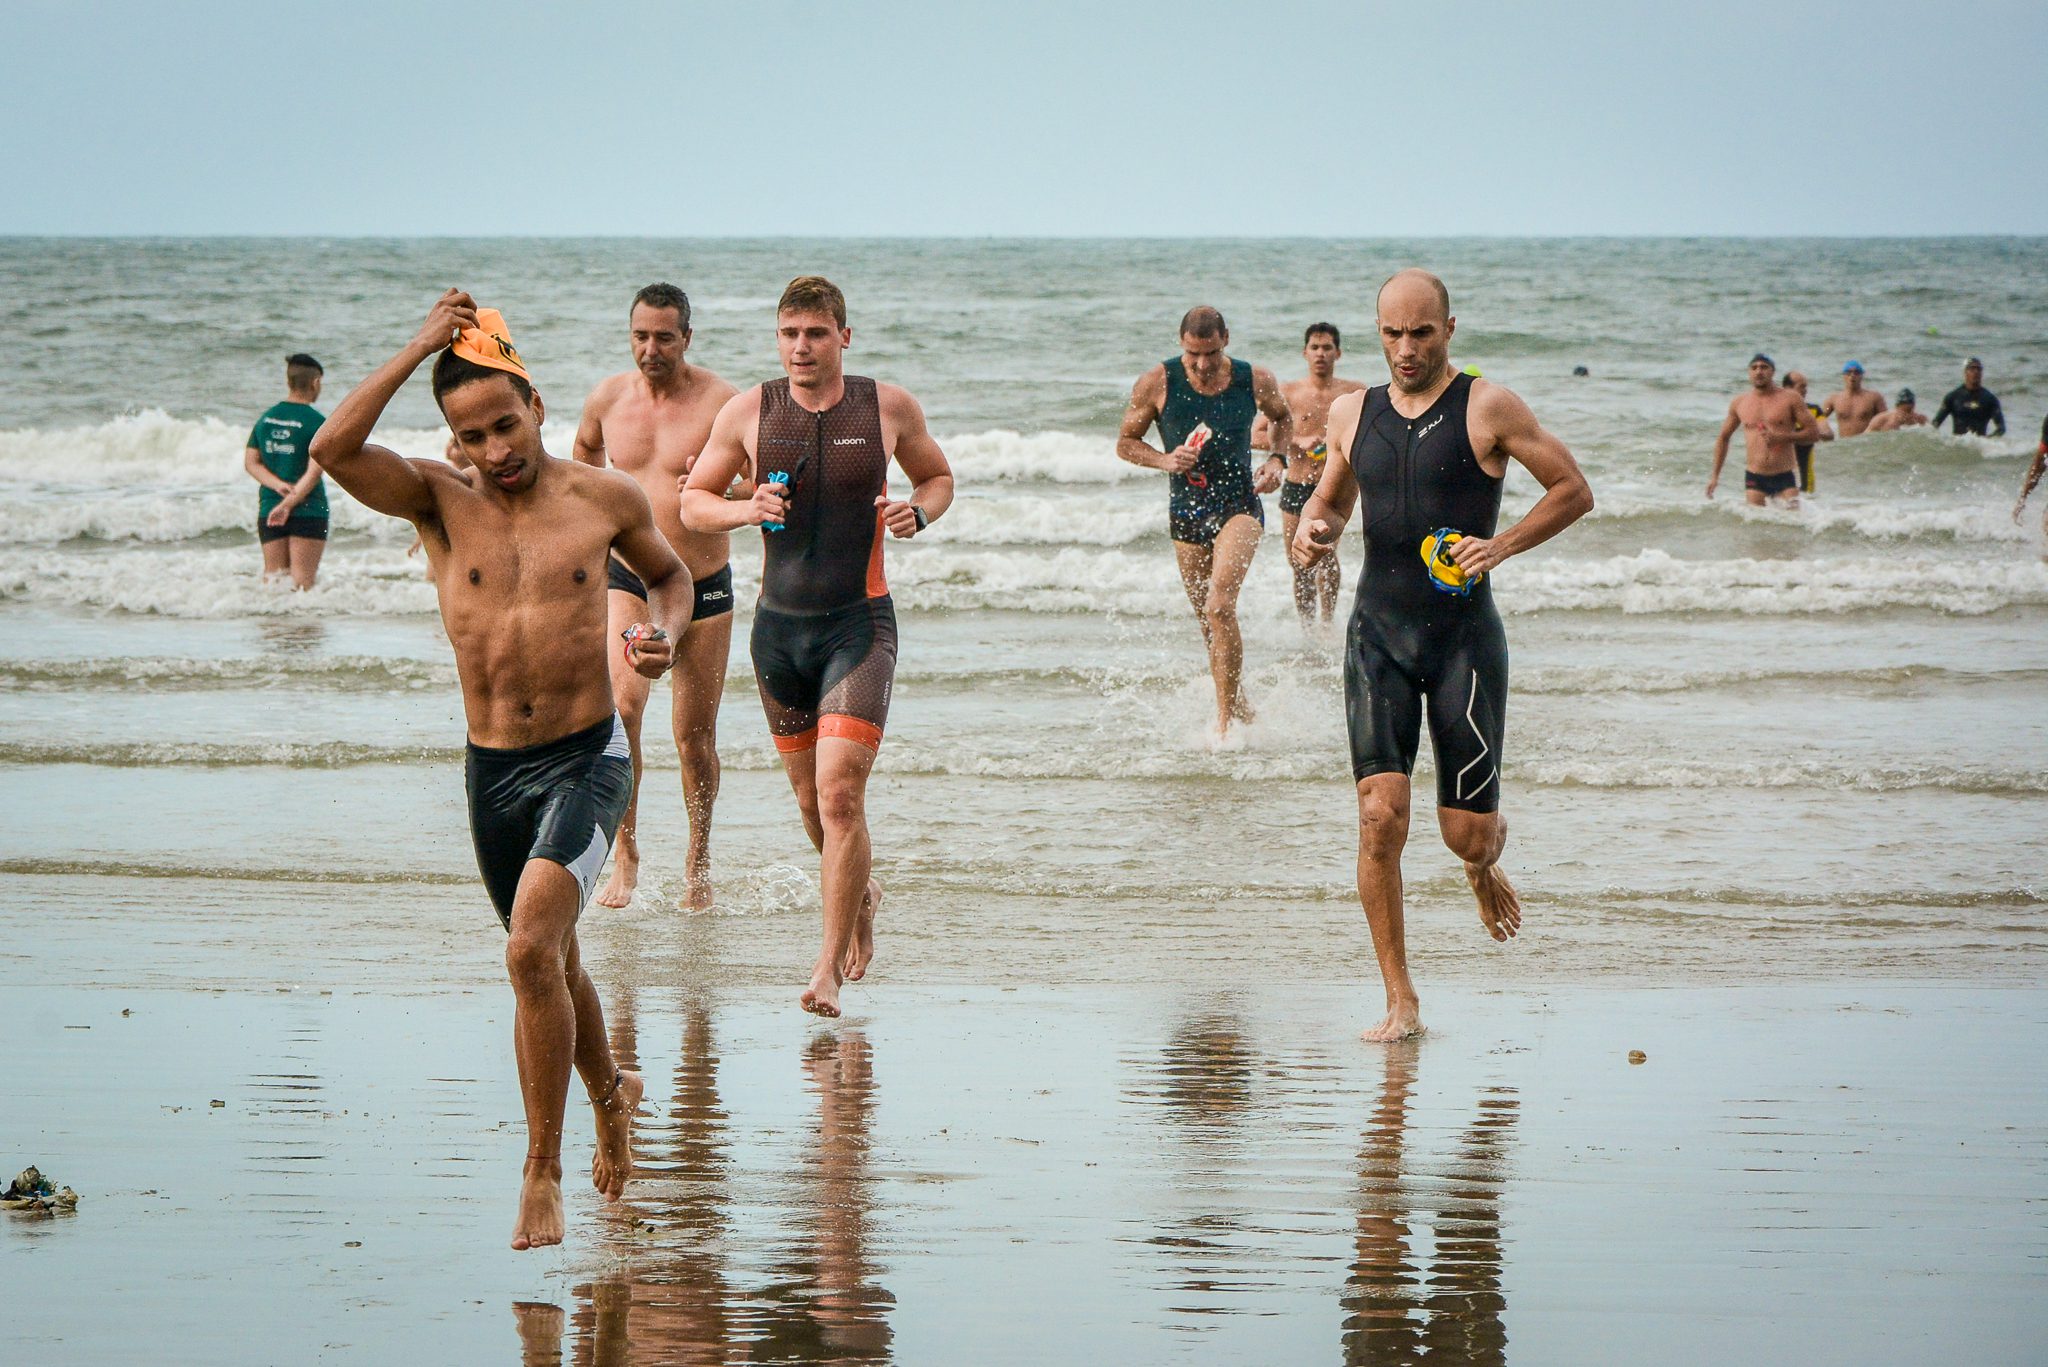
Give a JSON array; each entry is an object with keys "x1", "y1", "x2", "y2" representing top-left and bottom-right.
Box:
[{"x1": 2, "y1": 236, "x2": 2046, "y2": 1361}]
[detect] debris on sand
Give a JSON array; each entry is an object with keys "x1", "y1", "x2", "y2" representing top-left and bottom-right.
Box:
[
  {"x1": 2, "y1": 1166, "x2": 79, "y2": 1214},
  {"x1": 1627, "y1": 1049, "x2": 1648, "y2": 1065}
]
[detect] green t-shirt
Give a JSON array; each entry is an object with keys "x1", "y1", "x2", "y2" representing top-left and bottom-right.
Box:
[{"x1": 248, "y1": 401, "x2": 328, "y2": 518}]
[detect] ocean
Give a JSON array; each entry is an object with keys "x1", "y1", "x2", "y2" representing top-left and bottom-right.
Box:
[{"x1": 3, "y1": 236, "x2": 2041, "y2": 986}]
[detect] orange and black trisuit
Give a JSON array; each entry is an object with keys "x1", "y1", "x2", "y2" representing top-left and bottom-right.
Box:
[{"x1": 750, "y1": 376, "x2": 897, "y2": 752}]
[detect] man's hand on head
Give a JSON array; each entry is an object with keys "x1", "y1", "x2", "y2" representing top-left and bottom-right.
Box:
[{"x1": 415, "y1": 290, "x2": 481, "y2": 353}]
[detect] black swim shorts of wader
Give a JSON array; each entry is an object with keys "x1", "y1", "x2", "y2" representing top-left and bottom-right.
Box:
[
  {"x1": 1745, "y1": 469, "x2": 1798, "y2": 497},
  {"x1": 606, "y1": 557, "x2": 735, "y2": 620},
  {"x1": 464, "y1": 714, "x2": 632, "y2": 929},
  {"x1": 258, "y1": 515, "x2": 328, "y2": 543},
  {"x1": 751, "y1": 596, "x2": 898, "y2": 753},
  {"x1": 1279, "y1": 479, "x2": 1316, "y2": 517},
  {"x1": 1343, "y1": 373, "x2": 1508, "y2": 813}
]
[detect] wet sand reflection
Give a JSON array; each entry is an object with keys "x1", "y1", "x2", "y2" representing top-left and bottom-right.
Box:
[
  {"x1": 515, "y1": 995, "x2": 889, "y2": 1363},
  {"x1": 1342, "y1": 1047, "x2": 1517, "y2": 1364}
]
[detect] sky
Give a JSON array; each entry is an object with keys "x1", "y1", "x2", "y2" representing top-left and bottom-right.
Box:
[{"x1": 5, "y1": 0, "x2": 2045, "y2": 236}]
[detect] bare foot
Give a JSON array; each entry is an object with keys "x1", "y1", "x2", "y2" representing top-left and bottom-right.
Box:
[
  {"x1": 589, "y1": 1069, "x2": 643, "y2": 1201},
  {"x1": 510, "y1": 1158, "x2": 565, "y2": 1251},
  {"x1": 1362, "y1": 1002, "x2": 1425, "y2": 1043},
  {"x1": 842, "y1": 878, "x2": 882, "y2": 981},
  {"x1": 680, "y1": 863, "x2": 714, "y2": 913},
  {"x1": 1468, "y1": 862, "x2": 1522, "y2": 942},
  {"x1": 800, "y1": 960, "x2": 844, "y2": 1018},
  {"x1": 595, "y1": 829, "x2": 638, "y2": 909}
]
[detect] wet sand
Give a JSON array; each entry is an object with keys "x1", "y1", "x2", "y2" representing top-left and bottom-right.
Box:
[{"x1": 5, "y1": 976, "x2": 2044, "y2": 1364}]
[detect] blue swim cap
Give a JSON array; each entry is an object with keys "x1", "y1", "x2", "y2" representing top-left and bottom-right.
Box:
[{"x1": 1842, "y1": 360, "x2": 1864, "y2": 373}]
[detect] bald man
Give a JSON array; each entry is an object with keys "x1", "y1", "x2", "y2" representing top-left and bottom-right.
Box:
[{"x1": 1291, "y1": 270, "x2": 1593, "y2": 1042}]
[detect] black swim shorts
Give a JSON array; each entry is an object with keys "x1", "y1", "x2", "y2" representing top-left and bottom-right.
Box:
[
  {"x1": 258, "y1": 515, "x2": 328, "y2": 543},
  {"x1": 606, "y1": 557, "x2": 735, "y2": 621},
  {"x1": 1745, "y1": 469, "x2": 1798, "y2": 497},
  {"x1": 1345, "y1": 608, "x2": 1508, "y2": 813},
  {"x1": 751, "y1": 596, "x2": 897, "y2": 753},
  {"x1": 1279, "y1": 480, "x2": 1317, "y2": 517},
  {"x1": 1169, "y1": 490, "x2": 1263, "y2": 547},
  {"x1": 464, "y1": 713, "x2": 632, "y2": 929}
]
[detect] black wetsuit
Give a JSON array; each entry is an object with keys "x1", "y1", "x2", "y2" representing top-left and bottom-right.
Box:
[
  {"x1": 1159, "y1": 358, "x2": 1263, "y2": 545},
  {"x1": 1933, "y1": 384, "x2": 2005, "y2": 437},
  {"x1": 1795, "y1": 402, "x2": 1824, "y2": 493},
  {"x1": 749, "y1": 376, "x2": 897, "y2": 751},
  {"x1": 1344, "y1": 373, "x2": 1508, "y2": 812}
]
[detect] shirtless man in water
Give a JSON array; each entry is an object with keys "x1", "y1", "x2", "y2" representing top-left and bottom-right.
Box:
[
  {"x1": 1821, "y1": 361, "x2": 1887, "y2": 437},
  {"x1": 1255, "y1": 323, "x2": 1364, "y2": 629},
  {"x1": 1292, "y1": 269, "x2": 1592, "y2": 1042},
  {"x1": 311, "y1": 291, "x2": 692, "y2": 1250},
  {"x1": 1707, "y1": 354, "x2": 1824, "y2": 508},
  {"x1": 575, "y1": 284, "x2": 740, "y2": 910},
  {"x1": 683, "y1": 276, "x2": 954, "y2": 1018}
]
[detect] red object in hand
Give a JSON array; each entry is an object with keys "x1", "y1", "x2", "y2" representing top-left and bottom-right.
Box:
[
  {"x1": 620, "y1": 623, "x2": 668, "y2": 668},
  {"x1": 1185, "y1": 422, "x2": 1213, "y2": 453}
]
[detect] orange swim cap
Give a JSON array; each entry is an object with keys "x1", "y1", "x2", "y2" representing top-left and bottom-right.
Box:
[{"x1": 449, "y1": 308, "x2": 529, "y2": 383}]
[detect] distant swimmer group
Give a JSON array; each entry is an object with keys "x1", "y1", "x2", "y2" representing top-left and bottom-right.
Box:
[{"x1": 1706, "y1": 354, "x2": 2016, "y2": 507}]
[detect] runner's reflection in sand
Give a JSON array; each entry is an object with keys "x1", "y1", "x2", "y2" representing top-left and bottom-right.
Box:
[
  {"x1": 1145, "y1": 1013, "x2": 1263, "y2": 1310},
  {"x1": 1342, "y1": 1046, "x2": 1517, "y2": 1364},
  {"x1": 752, "y1": 1029, "x2": 894, "y2": 1361}
]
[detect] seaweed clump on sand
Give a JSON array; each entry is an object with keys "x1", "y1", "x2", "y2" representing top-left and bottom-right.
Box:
[{"x1": 2, "y1": 1166, "x2": 79, "y2": 1215}]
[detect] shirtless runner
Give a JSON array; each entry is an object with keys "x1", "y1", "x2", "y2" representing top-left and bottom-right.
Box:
[
  {"x1": 1292, "y1": 270, "x2": 1593, "y2": 1042},
  {"x1": 1821, "y1": 361, "x2": 1887, "y2": 437},
  {"x1": 1707, "y1": 354, "x2": 1825, "y2": 508},
  {"x1": 682, "y1": 276, "x2": 955, "y2": 1018},
  {"x1": 1256, "y1": 322, "x2": 1364, "y2": 629},
  {"x1": 575, "y1": 283, "x2": 740, "y2": 911},
  {"x1": 311, "y1": 291, "x2": 692, "y2": 1249}
]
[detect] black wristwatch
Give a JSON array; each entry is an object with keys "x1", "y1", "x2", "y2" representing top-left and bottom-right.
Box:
[{"x1": 911, "y1": 505, "x2": 930, "y2": 532}]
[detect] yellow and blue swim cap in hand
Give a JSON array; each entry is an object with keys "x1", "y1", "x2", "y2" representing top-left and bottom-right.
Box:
[{"x1": 1420, "y1": 528, "x2": 1481, "y2": 596}]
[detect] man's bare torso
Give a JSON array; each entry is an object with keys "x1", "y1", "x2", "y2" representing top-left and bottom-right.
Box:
[
  {"x1": 586, "y1": 368, "x2": 737, "y2": 579},
  {"x1": 1826, "y1": 387, "x2": 1886, "y2": 436},
  {"x1": 1733, "y1": 387, "x2": 1807, "y2": 475},
  {"x1": 1281, "y1": 375, "x2": 1365, "y2": 485},
  {"x1": 416, "y1": 458, "x2": 629, "y2": 748}
]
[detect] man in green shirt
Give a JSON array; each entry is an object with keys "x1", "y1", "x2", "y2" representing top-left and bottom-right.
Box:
[{"x1": 243, "y1": 352, "x2": 330, "y2": 588}]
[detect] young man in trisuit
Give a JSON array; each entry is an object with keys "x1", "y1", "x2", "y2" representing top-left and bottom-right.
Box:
[
  {"x1": 243, "y1": 352, "x2": 330, "y2": 589},
  {"x1": 575, "y1": 283, "x2": 740, "y2": 911},
  {"x1": 683, "y1": 276, "x2": 954, "y2": 1018},
  {"x1": 1118, "y1": 307, "x2": 1293, "y2": 736},
  {"x1": 1292, "y1": 270, "x2": 1593, "y2": 1042},
  {"x1": 1707, "y1": 354, "x2": 1825, "y2": 508},
  {"x1": 311, "y1": 291, "x2": 693, "y2": 1250},
  {"x1": 1256, "y1": 322, "x2": 1365, "y2": 629},
  {"x1": 1821, "y1": 360, "x2": 1886, "y2": 438}
]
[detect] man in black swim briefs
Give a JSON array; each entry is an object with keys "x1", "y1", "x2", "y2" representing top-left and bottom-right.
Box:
[
  {"x1": 1118, "y1": 307, "x2": 1294, "y2": 736},
  {"x1": 311, "y1": 290, "x2": 693, "y2": 1252},
  {"x1": 1291, "y1": 269, "x2": 1593, "y2": 1043},
  {"x1": 683, "y1": 275, "x2": 955, "y2": 1020},
  {"x1": 1256, "y1": 323, "x2": 1365, "y2": 630},
  {"x1": 1708, "y1": 353, "x2": 1825, "y2": 508},
  {"x1": 575, "y1": 283, "x2": 741, "y2": 911}
]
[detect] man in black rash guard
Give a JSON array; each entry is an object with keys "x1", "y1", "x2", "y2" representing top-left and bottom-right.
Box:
[
  {"x1": 1291, "y1": 269, "x2": 1593, "y2": 1043},
  {"x1": 1118, "y1": 307, "x2": 1293, "y2": 737},
  {"x1": 683, "y1": 276, "x2": 954, "y2": 1020},
  {"x1": 1932, "y1": 358, "x2": 2006, "y2": 437}
]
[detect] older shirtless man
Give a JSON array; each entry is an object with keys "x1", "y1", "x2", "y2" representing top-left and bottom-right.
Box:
[
  {"x1": 1822, "y1": 361, "x2": 1887, "y2": 437},
  {"x1": 1781, "y1": 370, "x2": 1835, "y2": 494},
  {"x1": 1255, "y1": 322, "x2": 1364, "y2": 628},
  {"x1": 1707, "y1": 354, "x2": 1824, "y2": 508},
  {"x1": 311, "y1": 291, "x2": 692, "y2": 1252},
  {"x1": 575, "y1": 283, "x2": 739, "y2": 910}
]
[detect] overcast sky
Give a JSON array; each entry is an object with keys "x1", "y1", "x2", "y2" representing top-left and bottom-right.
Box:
[{"x1": 6, "y1": 0, "x2": 2044, "y2": 236}]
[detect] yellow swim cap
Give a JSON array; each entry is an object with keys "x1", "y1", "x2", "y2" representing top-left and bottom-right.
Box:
[{"x1": 1421, "y1": 528, "x2": 1480, "y2": 595}]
